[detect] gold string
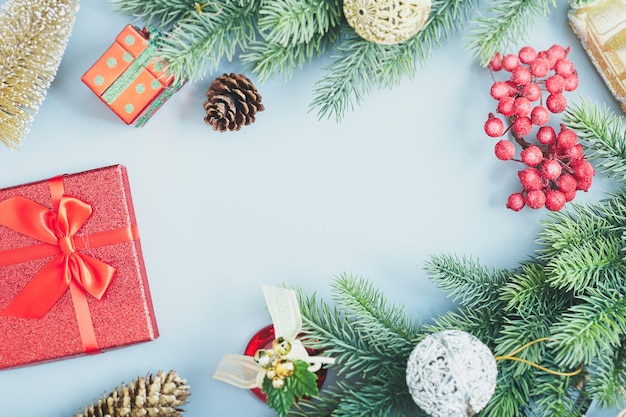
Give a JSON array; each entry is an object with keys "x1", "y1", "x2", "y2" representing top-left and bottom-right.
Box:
[
  {"x1": 495, "y1": 337, "x2": 583, "y2": 377},
  {"x1": 192, "y1": 2, "x2": 222, "y2": 17}
]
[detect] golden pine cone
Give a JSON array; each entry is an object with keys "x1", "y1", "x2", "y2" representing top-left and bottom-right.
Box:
[
  {"x1": 203, "y1": 73, "x2": 265, "y2": 132},
  {"x1": 73, "y1": 370, "x2": 190, "y2": 417}
]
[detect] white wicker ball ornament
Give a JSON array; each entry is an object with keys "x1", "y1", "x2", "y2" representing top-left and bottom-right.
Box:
[
  {"x1": 406, "y1": 330, "x2": 498, "y2": 417},
  {"x1": 343, "y1": 0, "x2": 432, "y2": 45}
]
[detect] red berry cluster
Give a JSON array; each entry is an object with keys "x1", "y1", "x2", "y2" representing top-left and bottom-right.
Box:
[{"x1": 483, "y1": 44, "x2": 594, "y2": 212}]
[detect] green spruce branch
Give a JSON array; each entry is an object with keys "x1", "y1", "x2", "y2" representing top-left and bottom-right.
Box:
[
  {"x1": 585, "y1": 343, "x2": 626, "y2": 409},
  {"x1": 150, "y1": 0, "x2": 260, "y2": 83},
  {"x1": 550, "y1": 288, "x2": 626, "y2": 369},
  {"x1": 110, "y1": 0, "x2": 194, "y2": 28},
  {"x1": 424, "y1": 254, "x2": 510, "y2": 311},
  {"x1": 467, "y1": 0, "x2": 557, "y2": 66},
  {"x1": 256, "y1": 0, "x2": 343, "y2": 46},
  {"x1": 310, "y1": 0, "x2": 477, "y2": 121},
  {"x1": 240, "y1": 25, "x2": 340, "y2": 83},
  {"x1": 563, "y1": 99, "x2": 626, "y2": 185}
]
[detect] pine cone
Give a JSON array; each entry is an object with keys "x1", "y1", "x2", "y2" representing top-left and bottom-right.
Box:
[
  {"x1": 203, "y1": 73, "x2": 265, "y2": 132},
  {"x1": 73, "y1": 370, "x2": 190, "y2": 417}
]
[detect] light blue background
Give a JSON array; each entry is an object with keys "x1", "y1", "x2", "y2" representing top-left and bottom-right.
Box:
[{"x1": 0, "y1": 1, "x2": 622, "y2": 416}]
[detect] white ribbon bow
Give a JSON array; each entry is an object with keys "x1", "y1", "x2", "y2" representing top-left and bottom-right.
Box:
[{"x1": 213, "y1": 283, "x2": 335, "y2": 389}]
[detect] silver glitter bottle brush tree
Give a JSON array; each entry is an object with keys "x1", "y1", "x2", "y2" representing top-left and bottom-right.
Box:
[{"x1": 0, "y1": 0, "x2": 80, "y2": 149}]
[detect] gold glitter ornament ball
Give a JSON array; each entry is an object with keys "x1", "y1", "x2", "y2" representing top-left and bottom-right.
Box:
[{"x1": 343, "y1": 0, "x2": 432, "y2": 45}]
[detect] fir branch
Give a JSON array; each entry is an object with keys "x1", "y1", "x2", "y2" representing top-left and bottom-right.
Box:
[
  {"x1": 479, "y1": 363, "x2": 534, "y2": 417},
  {"x1": 297, "y1": 290, "x2": 402, "y2": 380},
  {"x1": 529, "y1": 371, "x2": 582, "y2": 417},
  {"x1": 309, "y1": 0, "x2": 476, "y2": 121},
  {"x1": 467, "y1": 0, "x2": 557, "y2": 67},
  {"x1": 563, "y1": 99, "x2": 626, "y2": 184},
  {"x1": 424, "y1": 254, "x2": 509, "y2": 311},
  {"x1": 501, "y1": 262, "x2": 573, "y2": 315},
  {"x1": 495, "y1": 315, "x2": 556, "y2": 373},
  {"x1": 329, "y1": 379, "x2": 419, "y2": 417},
  {"x1": 157, "y1": 0, "x2": 260, "y2": 82},
  {"x1": 308, "y1": 32, "x2": 381, "y2": 122},
  {"x1": 544, "y1": 235, "x2": 626, "y2": 294},
  {"x1": 550, "y1": 288, "x2": 626, "y2": 368},
  {"x1": 110, "y1": 0, "x2": 195, "y2": 28},
  {"x1": 537, "y1": 201, "x2": 615, "y2": 260},
  {"x1": 241, "y1": 25, "x2": 340, "y2": 83},
  {"x1": 256, "y1": 0, "x2": 342, "y2": 47},
  {"x1": 330, "y1": 273, "x2": 419, "y2": 346},
  {"x1": 427, "y1": 307, "x2": 503, "y2": 347},
  {"x1": 585, "y1": 342, "x2": 626, "y2": 408},
  {"x1": 292, "y1": 379, "x2": 426, "y2": 417}
]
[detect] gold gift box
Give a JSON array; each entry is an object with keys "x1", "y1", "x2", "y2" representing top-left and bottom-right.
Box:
[{"x1": 569, "y1": 0, "x2": 626, "y2": 113}]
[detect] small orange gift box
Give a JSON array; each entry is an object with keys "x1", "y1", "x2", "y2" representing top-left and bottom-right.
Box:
[{"x1": 82, "y1": 25, "x2": 183, "y2": 126}]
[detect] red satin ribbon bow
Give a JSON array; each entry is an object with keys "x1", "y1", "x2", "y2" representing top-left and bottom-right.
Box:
[{"x1": 0, "y1": 195, "x2": 116, "y2": 319}]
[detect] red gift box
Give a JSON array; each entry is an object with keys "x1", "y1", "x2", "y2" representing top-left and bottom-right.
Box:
[
  {"x1": 81, "y1": 25, "x2": 184, "y2": 127},
  {"x1": 0, "y1": 165, "x2": 158, "y2": 370}
]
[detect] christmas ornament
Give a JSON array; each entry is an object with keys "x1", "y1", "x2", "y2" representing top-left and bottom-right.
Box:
[
  {"x1": 0, "y1": 0, "x2": 79, "y2": 149},
  {"x1": 406, "y1": 330, "x2": 497, "y2": 417},
  {"x1": 213, "y1": 283, "x2": 334, "y2": 417},
  {"x1": 203, "y1": 73, "x2": 265, "y2": 132},
  {"x1": 342, "y1": 0, "x2": 431, "y2": 45},
  {"x1": 568, "y1": 0, "x2": 626, "y2": 115},
  {"x1": 483, "y1": 44, "x2": 594, "y2": 212},
  {"x1": 73, "y1": 370, "x2": 190, "y2": 417}
]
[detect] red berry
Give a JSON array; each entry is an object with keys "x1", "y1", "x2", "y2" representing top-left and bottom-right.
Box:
[
  {"x1": 548, "y1": 45, "x2": 569, "y2": 60},
  {"x1": 519, "y1": 167, "x2": 543, "y2": 190},
  {"x1": 555, "y1": 58, "x2": 575, "y2": 77},
  {"x1": 563, "y1": 189, "x2": 577, "y2": 202},
  {"x1": 521, "y1": 145, "x2": 544, "y2": 167},
  {"x1": 572, "y1": 159, "x2": 595, "y2": 180},
  {"x1": 564, "y1": 71, "x2": 579, "y2": 91},
  {"x1": 497, "y1": 96, "x2": 516, "y2": 116},
  {"x1": 484, "y1": 114, "x2": 505, "y2": 137},
  {"x1": 541, "y1": 159, "x2": 562, "y2": 180},
  {"x1": 538, "y1": 50, "x2": 556, "y2": 69},
  {"x1": 507, "y1": 193, "x2": 525, "y2": 211},
  {"x1": 545, "y1": 74, "x2": 566, "y2": 94},
  {"x1": 576, "y1": 175, "x2": 593, "y2": 192},
  {"x1": 545, "y1": 189, "x2": 567, "y2": 211},
  {"x1": 495, "y1": 140, "x2": 516, "y2": 160},
  {"x1": 511, "y1": 66, "x2": 532, "y2": 85},
  {"x1": 514, "y1": 97, "x2": 532, "y2": 117},
  {"x1": 546, "y1": 93, "x2": 567, "y2": 113},
  {"x1": 513, "y1": 116, "x2": 533, "y2": 136},
  {"x1": 536, "y1": 126, "x2": 556, "y2": 145},
  {"x1": 525, "y1": 189, "x2": 546, "y2": 209},
  {"x1": 488, "y1": 52, "x2": 502, "y2": 71},
  {"x1": 566, "y1": 143, "x2": 584, "y2": 161},
  {"x1": 530, "y1": 106, "x2": 550, "y2": 125},
  {"x1": 556, "y1": 125, "x2": 577, "y2": 150},
  {"x1": 556, "y1": 173, "x2": 577, "y2": 193},
  {"x1": 502, "y1": 54, "x2": 520, "y2": 71},
  {"x1": 490, "y1": 81, "x2": 516, "y2": 100},
  {"x1": 518, "y1": 46, "x2": 538, "y2": 64},
  {"x1": 530, "y1": 57, "x2": 550, "y2": 77},
  {"x1": 522, "y1": 82, "x2": 542, "y2": 102}
]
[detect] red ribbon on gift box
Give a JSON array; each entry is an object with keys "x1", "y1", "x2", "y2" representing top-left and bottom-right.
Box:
[{"x1": 0, "y1": 176, "x2": 139, "y2": 353}]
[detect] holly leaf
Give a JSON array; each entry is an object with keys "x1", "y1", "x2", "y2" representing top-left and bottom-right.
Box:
[
  {"x1": 262, "y1": 360, "x2": 320, "y2": 417},
  {"x1": 263, "y1": 377, "x2": 293, "y2": 417},
  {"x1": 285, "y1": 360, "x2": 319, "y2": 398}
]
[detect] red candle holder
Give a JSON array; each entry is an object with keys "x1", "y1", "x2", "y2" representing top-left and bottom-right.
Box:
[{"x1": 244, "y1": 324, "x2": 328, "y2": 402}]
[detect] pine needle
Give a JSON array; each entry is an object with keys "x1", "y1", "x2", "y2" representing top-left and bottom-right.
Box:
[
  {"x1": 467, "y1": 0, "x2": 557, "y2": 67},
  {"x1": 563, "y1": 99, "x2": 626, "y2": 185},
  {"x1": 0, "y1": 0, "x2": 79, "y2": 149}
]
